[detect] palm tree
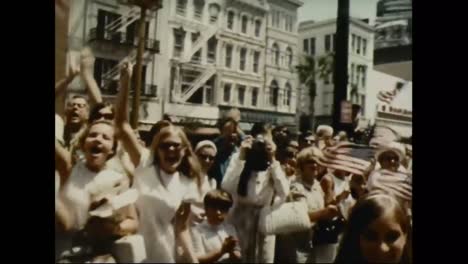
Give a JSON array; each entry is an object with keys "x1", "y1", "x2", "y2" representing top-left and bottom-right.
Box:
[{"x1": 296, "y1": 52, "x2": 334, "y2": 132}]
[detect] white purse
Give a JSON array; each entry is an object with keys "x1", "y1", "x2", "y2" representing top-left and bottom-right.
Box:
[{"x1": 258, "y1": 198, "x2": 312, "y2": 235}]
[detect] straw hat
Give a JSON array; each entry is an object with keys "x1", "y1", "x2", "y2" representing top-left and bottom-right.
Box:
[
  {"x1": 375, "y1": 141, "x2": 405, "y2": 163},
  {"x1": 316, "y1": 125, "x2": 334, "y2": 138}
]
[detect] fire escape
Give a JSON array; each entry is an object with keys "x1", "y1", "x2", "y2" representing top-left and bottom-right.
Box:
[
  {"x1": 173, "y1": 23, "x2": 218, "y2": 104},
  {"x1": 88, "y1": 5, "x2": 160, "y2": 96}
]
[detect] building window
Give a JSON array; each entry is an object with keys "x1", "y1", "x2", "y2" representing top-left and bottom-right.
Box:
[
  {"x1": 227, "y1": 11, "x2": 234, "y2": 30},
  {"x1": 303, "y1": 39, "x2": 309, "y2": 54},
  {"x1": 361, "y1": 95, "x2": 366, "y2": 114},
  {"x1": 252, "y1": 87, "x2": 258, "y2": 106},
  {"x1": 253, "y1": 51, "x2": 260, "y2": 73},
  {"x1": 357, "y1": 36, "x2": 361, "y2": 54},
  {"x1": 207, "y1": 37, "x2": 217, "y2": 64},
  {"x1": 255, "y1": 20, "x2": 261, "y2": 37},
  {"x1": 284, "y1": 83, "x2": 292, "y2": 106},
  {"x1": 205, "y1": 86, "x2": 212, "y2": 104},
  {"x1": 225, "y1": 44, "x2": 232, "y2": 68},
  {"x1": 350, "y1": 63, "x2": 355, "y2": 84},
  {"x1": 97, "y1": 10, "x2": 122, "y2": 42},
  {"x1": 286, "y1": 47, "x2": 293, "y2": 67},
  {"x1": 355, "y1": 65, "x2": 360, "y2": 87},
  {"x1": 193, "y1": 0, "x2": 204, "y2": 21},
  {"x1": 333, "y1": 34, "x2": 336, "y2": 51},
  {"x1": 238, "y1": 85, "x2": 246, "y2": 105},
  {"x1": 272, "y1": 43, "x2": 279, "y2": 66},
  {"x1": 241, "y1": 15, "x2": 248, "y2": 34},
  {"x1": 270, "y1": 80, "x2": 279, "y2": 106},
  {"x1": 351, "y1": 34, "x2": 356, "y2": 53},
  {"x1": 361, "y1": 66, "x2": 366, "y2": 88},
  {"x1": 362, "y1": 39, "x2": 367, "y2": 56},
  {"x1": 240, "y1": 48, "x2": 247, "y2": 71},
  {"x1": 208, "y1": 3, "x2": 220, "y2": 23},
  {"x1": 173, "y1": 28, "x2": 185, "y2": 58},
  {"x1": 310, "y1": 37, "x2": 315, "y2": 55},
  {"x1": 223, "y1": 83, "x2": 232, "y2": 103},
  {"x1": 325, "y1": 34, "x2": 331, "y2": 52},
  {"x1": 176, "y1": 0, "x2": 187, "y2": 16}
]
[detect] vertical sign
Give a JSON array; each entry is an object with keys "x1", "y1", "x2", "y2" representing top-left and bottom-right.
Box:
[{"x1": 340, "y1": 100, "x2": 353, "y2": 123}]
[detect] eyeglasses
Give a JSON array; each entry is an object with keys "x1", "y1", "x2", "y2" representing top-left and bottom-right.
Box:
[
  {"x1": 68, "y1": 102, "x2": 87, "y2": 109},
  {"x1": 198, "y1": 154, "x2": 215, "y2": 162},
  {"x1": 158, "y1": 142, "x2": 183, "y2": 151}
]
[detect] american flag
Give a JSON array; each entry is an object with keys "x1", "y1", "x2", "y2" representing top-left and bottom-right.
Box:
[
  {"x1": 377, "y1": 89, "x2": 398, "y2": 104},
  {"x1": 318, "y1": 142, "x2": 376, "y2": 175},
  {"x1": 368, "y1": 169, "x2": 412, "y2": 202},
  {"x1": 377, "y1": 81, "x2": 407, "y2": 104}
]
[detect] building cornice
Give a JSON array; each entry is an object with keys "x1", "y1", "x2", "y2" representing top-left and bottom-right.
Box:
[{"x1": 299, "y1": 18, "x2": 375, "y2": 32}]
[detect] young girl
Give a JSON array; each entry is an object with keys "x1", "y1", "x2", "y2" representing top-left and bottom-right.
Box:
[
  {"x1": 335, "y1": 193, "x2": 412, "y2": 264},
  {"x1": 221, "y1": 123, "x2": 289, "y2": 263},
  {"x1": 55, "y1": 120, "x2": 138, "y2": 262},
  {"x1": 115, "y1": 63, "x2": 202, "y2": 262}
]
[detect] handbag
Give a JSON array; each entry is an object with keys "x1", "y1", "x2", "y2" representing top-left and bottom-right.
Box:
[
  {"x1": 258, "y1": 191, "x2": 312, "y2": 235},
  {"x1": 312, "y1": 216, "x2": 346, "y2": 245}
]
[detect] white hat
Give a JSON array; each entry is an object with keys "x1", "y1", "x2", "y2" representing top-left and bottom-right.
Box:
[
  {"x1": 316, "y1": 125, "x2": 334, "y2": 137},
  {"x1": 375, "y1": 141, "x2": 405, "y2": 163},
  {"x1": 195, "y1": 140, "x2": 217, "y2": 154}
]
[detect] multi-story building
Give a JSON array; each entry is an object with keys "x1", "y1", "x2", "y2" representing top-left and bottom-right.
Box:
[
  {"x1": 375, "y1": 0, "x2": 412, "y2": 49},
  {"x1": 66, "y1": 0, "x2": 161, "y2": 131},
  {"x1": 64, "y1": 0, "x2": 303, "y2": 133},
  {"x1": 373, "y1": 0, "x2": 412, "y2": 81},
  {"x1": 298, "y1": 18, "x2": 375, "y2": 125}
]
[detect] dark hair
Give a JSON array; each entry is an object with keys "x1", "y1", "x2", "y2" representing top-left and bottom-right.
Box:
[
  {"x1": 335, "y1": 193, "x2": 412, "y2": 264},
  {"x1": 203, "y1": 189, "x2": 233, "y2": 211},
  {"x1": 217, "y1": 117, "x2": 238, "y2": 131},
  {"x1": 237, "y1": 122, "x2": 272, "y2": 196},
  {"x1": 148, "y1": 120, "x2": 172, "y2": 146},
  {"x1": 88, "y1": 102, "x2": 115, "y2": 123}
]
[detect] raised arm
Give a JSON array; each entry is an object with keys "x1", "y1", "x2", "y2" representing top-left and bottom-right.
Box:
[
  {"x1": 221, "y1": 136, "x2": 252, "y2": 195},
  {"x1": 320, "y1": 175, "x2": 335, "y2": 206},
  {"x1": 55, "y1": 56, "x2": 80, "y2": 100},
  {"x1": 80, "y1": 47, "x2": 103, "y2": 105},
  {"x1": 55, "y1": 139, "x2": 72, "y2": 187},
  {"x1": 115, "y1": 62, "x2": 142, "y2": 167}
]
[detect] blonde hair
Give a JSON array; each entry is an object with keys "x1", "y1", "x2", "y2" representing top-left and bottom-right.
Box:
[
  {"x1": 151, "y1": 125, "x2": 202, "y2": 189},
  {"x1": 295, "y1": 146, "x2": 325, "y2": 180}
]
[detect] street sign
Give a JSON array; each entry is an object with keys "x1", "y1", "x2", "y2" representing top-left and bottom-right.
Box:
[{"x1": 340, "y1": 100, "x2": 353, "y2": 124}]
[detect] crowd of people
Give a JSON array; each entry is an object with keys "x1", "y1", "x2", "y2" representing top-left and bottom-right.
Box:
[{"x1": 55, "y1": 49, "x2": 412, "y2": 263}]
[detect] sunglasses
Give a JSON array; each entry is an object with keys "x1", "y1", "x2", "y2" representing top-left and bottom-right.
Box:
[
  {"x1": 95, "y1": 112, "x2": 115, "y2": 121},
  {"x1": 158, "y1": 142, "x2": 184, "y2": 151},
  {"x1": 198, "y1": 154, "x2": 215, "y2": 162}
]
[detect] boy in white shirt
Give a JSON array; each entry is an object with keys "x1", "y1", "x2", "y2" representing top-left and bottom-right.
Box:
[{"x1": 191, "y1": 189, "x2": 242, "y2": 263}]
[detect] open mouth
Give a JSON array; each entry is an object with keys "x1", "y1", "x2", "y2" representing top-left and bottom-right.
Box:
[{"x1": 90, "y1": 145, "x2": 104, "y2": 156}]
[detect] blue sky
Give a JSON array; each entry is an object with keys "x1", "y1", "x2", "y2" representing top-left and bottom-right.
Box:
[{"x1": 298, "y1": 0, "x2": 378, "y2": 24}]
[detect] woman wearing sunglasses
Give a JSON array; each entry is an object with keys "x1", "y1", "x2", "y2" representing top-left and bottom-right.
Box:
[
  {"x1": 115, "y1": 63, "x2": 202, "y2": 262},
  {"x1": 188, "y1": 140, "x2": 219, "y2": 224}
]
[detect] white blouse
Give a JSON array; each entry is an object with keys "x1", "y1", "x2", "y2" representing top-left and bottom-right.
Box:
[
  {"x1": 60, "y1": 162, "x2": 124, "y2": 230},
  {"x1": 191, "y1": 220, "x2": 240, "y2": 262},
  {"x1": 221, "y1": 152, "x2": 289, "y2": 207},
  {"x1": 134, "y1": 156, "x2": 199, "y2": 263}
]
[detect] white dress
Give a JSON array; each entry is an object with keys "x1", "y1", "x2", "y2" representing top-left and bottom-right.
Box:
[
  {"x1": 221, "y1": 152, "x2": 289, "y2": 263},
  {"x1": 133, "y1": 152, "x2": 199, "y2": 263}
]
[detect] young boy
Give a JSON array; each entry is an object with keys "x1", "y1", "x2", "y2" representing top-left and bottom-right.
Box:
[{"x1": 191, "y1": 189, "x2": 242, "y2": 263}]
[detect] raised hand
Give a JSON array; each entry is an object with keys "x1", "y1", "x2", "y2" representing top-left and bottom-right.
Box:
[
  {"x1": 239, "y1": 136, "x2": 253, "y2": 160},
  {"x1": 80, "y1": 47, "x2": 95, "y2": 77}
]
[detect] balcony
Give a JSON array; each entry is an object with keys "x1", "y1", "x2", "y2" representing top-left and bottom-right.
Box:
[{"x1": 88, "y1": 27, "x2": 160, "y2": 53}]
